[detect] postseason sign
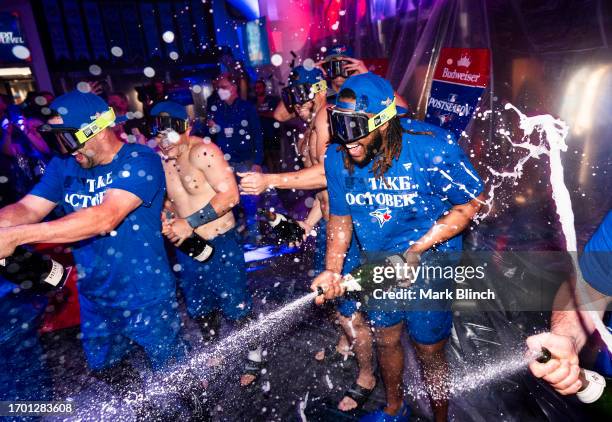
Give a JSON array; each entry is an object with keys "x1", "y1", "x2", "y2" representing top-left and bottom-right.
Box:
[{"x1": 425, "y1": 48, "x2": 490, "y2": 137}]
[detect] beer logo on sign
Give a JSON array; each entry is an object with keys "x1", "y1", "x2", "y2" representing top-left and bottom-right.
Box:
[{"x1": 457, "y1": 54, "x2": 471, "y2": 68}]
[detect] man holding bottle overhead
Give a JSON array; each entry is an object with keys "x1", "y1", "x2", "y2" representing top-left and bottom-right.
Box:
[
  {"x1": 0, "y1": 91, "x2": 186, "y2": 384},
  {"x1": 151, "y1": 101, "x2": 262, "y2": 387},
  {"x1": 311, "y1": 73, "x2": 484, "y2": 422}
]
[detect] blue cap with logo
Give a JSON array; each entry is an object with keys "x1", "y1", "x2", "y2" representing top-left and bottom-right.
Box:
[
  {"x1": 150, "y1": 101, "x2": 188, "y2": 120},
  {"x1": 325, "y1": 44, "x2": 354, "y2": 61},
  {"x1": 336, "y1": 72, "x2": 395, "y2": 114},
  {"x1": 288, "y1": 65, "x2": 324, "y2": 86},
  {"x1": 49, "y1": 91, "x2": 110, "y2": 129}
]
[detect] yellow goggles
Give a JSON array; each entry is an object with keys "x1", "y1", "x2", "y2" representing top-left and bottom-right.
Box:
[
  {"x1": 328, "y1": 99, "x2": 397, "y2": 144},
  {"x1": 38, "y1": 107, "x2": 116, "y2": 154}
]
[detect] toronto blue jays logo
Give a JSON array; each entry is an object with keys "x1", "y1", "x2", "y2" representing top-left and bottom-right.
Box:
[{"x1": 369, "y1": 207, "x2": 393, "y2": 228}]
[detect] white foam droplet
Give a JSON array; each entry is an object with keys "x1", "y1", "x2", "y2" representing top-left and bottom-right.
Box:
[
  {"x1": 271, "y1": 54, "x2": 283, "y2": 67},
  {"x1": 303, "y1": 58, "x2": 315, "y2": 71},
  {"x1": 89, "y1": 64, "x2": 102, "y2": 76},
  {"x1": 169, "y1": 51, "x2": 179, "y2": 60},
  {"x1": 143, "y1": 67, "x2": 156, "y2": 78},
  {"x1": 76, "y1": 82, "x2": 91, "y2": 93},
  {"x1": 192, "y1": 85, "x2": 202, "y2": 94},
  {"x1": 12, "y1": 45, "x2": 30, "y2": 60},
  {"x1": 111, "y1": 46, "x2": 123, "y2": 57},
  {"x1": 167, "y1": 131, "x2": 180, "y2": 143},
  {"x1": 162, "y1": 31, "x2": 175, "y2": 43},
  {"x1": 34, "y1": 96, "x2": 47, "y2": 106}
]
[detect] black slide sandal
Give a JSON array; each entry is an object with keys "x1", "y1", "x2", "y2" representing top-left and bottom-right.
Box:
[{"x1": 341, "y1": 382, "x2": 375, "y2": 410}]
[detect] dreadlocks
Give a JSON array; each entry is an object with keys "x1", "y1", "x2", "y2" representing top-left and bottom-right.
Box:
[{"x1": 340, "y1": 115, "x2": 433, "y2": 180}]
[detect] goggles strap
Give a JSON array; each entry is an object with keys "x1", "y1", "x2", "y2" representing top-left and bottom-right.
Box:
[
  {"x1": 74, "y1": 108, "x2": 116, "y2": 144},
  {"x1": 310, "y1": 80, "x2": 327, "y2": 95},
  {"x1": 367, "y1": 100, "x2": 397, "y2": 132}
]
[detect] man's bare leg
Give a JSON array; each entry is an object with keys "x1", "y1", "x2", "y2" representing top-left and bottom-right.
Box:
[
  {"x1": 337, "y1": 312, "x2": 376, "y2": 411},
  {"x1": 415, "y1": 339, "x2": 449, "y2": 422},
  {"x1": 374, "y1": 322, "x2": 404, "y2": 415}
]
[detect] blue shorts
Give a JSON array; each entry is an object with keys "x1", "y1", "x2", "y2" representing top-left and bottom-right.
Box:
[
  {"x1": 367, "y1": 309, "x2": 452, "y2": 345},
  {"x1": 314, "y1": 219, "x2": 361, "y2": 317},
  {"x1": 175, "y1": 229, "x2": 252, "y2": 321},
  {"x1": 364, "y1": 251, "x2": 454, "y2": 345},
  {"x1": 79, "y1": 295, "x2": 186, "y2": 371}
]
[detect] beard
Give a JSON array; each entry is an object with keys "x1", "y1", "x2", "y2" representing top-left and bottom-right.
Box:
[{"x1": 355, "y1": 130, "x2": 383, "y2": 167}]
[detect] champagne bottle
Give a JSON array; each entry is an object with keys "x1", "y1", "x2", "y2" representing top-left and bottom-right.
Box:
[
  {"x1": 538, "y1": 347, "x2": 610, "y2": 408},
  {"x1": 258, "y1": 210, "x2": 305, "y2": 245},
  {"x1": 0, "y1": 246, "x2": 70, "y2": 293},
  {"x1": 178, "y1": 234, "x2": 214, "y2": 262},
  {"x1": 315, "y1": 255, "x2": 407, "y2": 296}
]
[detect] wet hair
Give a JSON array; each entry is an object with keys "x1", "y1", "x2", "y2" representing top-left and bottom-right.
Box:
[{"x1": 338, "y1": 88, "x2": 432, "y2": 179}]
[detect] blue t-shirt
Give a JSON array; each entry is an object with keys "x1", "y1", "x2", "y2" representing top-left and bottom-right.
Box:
[
  {"x1": 206, "y1": 98, "x2": 263, "y2": 165},
  {"x1": 579, "y1": 211, "x2": 612, "y2": 295},
  {"x1": 325, "y1": 118, "x2": 484, "y2": 254},
  {"x1": 579, "y1": 210, "x2": 612, "y2": 376},
  {"x1": 29, "y1": 143, "x2": 175, "y2": 309}
]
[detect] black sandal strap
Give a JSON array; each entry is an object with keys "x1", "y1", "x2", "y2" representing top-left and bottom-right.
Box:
[{"x1": 344, "y1": 382, "x2": 375, "y2": 408}]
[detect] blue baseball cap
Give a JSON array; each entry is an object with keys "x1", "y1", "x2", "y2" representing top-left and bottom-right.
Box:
[
  {"x1": 150, "y1": 101, "x2": 188, "y2": 120},
  {"x1": 288, "y1": 65, "x2": 324, "y2": 86},
  {"x1": 325, "y1": 44, "x2": 354, "y2": 61},
  {"x1": 49, "y1": 91, "x2": 111, "y2": 129},
  {"x1": 336, "y1": 73, "x2": 395, "y2": 114}
]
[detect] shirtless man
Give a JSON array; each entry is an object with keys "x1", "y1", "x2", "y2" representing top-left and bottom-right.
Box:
[
  {"x1": 240, "y1": 66, "x2": 376, "y2": 412},
  {"x1": 151, "y1": 101, "x2": 262, "y2": 387}
]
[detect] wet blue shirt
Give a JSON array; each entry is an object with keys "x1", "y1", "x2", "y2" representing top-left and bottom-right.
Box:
[
  {"x1": 579, "y1": 211, "x2": 612, "y2": 295},
  {"x1": 579, "y1": 210, "x2": 612, "y2": 376},
  {"x1": 29, "y1": 143, "x2": 175, "y2": 309},
  {"x1": 325, "y1": 119, "x2": 484, "y2": 254},
  {"x1": 206, "y1": 98, "x2": 263, "y2": 165}
]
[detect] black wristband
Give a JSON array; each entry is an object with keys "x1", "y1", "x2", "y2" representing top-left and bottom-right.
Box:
[{"x1": 185, "y1": 203, "x2": 218, "y2": 228}]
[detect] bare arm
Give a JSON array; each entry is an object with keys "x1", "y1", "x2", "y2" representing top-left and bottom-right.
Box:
[
  {"x1": 325, "y1": 214, "x2": 353, "y2": 273},
  {"x1": 303, "y1": 197, "x2": 323, "y2": 229},
  {"x1": 0, "y1": 194, "x2": 57, "y2": 228},
  {"x1": 0, "y1": 189, "x2": 142, "y2": 257},
  {"x1": 238, "y1": 162, "x2": 327, "y2": 194},
  {"x1": 190, "y1": 141, "x2": 240, "y2": 217},
  {"x1": 310, "y1": 213, "x2": 353, "y2": 304},
  {"x1": 272, "y1": 100, "x2": 295, "y2": 122},
  {"x1": 408, "y1": 194, "x2": 484, "y2": 254},
  {"x1": 550, "y1": 276, "x2": 611, "y2": 352}
]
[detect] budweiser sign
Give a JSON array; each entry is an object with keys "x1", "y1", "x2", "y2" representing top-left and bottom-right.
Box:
[{"x1": 433, "y1": 48, "x2": 490, "y2": 88}]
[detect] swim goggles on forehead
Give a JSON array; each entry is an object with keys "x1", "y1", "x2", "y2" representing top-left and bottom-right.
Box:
[
  {"x1": 37, "y1": 107, "x2": 116, "y2": 155},
  {"x1": 327, "y1": 98, "x2": 397, "y2": 144},
  {"x1": 151, "y1": 115, "x2": 189, "y2": 136},
  {"x1": 281, "y1": 80, "x2": 327, "y2": 109},
  {"x1": 322, "y1": 59, "x2": 351, "y2": 79}
]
